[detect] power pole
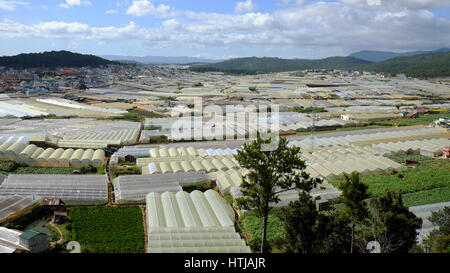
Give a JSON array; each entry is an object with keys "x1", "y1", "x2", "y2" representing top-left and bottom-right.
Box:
[{"x1": 310, "y1": 97, "x2": 315, "y2": 154}]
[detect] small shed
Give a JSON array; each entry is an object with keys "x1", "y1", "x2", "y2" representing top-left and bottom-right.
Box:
[{"x1": 19, "y1": 230, "x2": 48, "y2": 253}]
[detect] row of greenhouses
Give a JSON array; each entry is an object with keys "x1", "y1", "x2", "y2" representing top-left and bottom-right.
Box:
[
  {"x1": 0, "y1": 139, "x2": 105, "y2": 167},
  {"x1": 372, "y1": 138, "x2": 450, "y2": 157},
  {"x1": 139, "y1": 156, "x2": 241, "y2": 174},
  {"x1": 290, "y1": 127, "x2": 447, "y2": 150},
  {"x1": 56, "y1": 128, "x2": 141, "y2": 149},
  {"x1": 113, "y1": 173, "x2": 211, "y2": 204}
]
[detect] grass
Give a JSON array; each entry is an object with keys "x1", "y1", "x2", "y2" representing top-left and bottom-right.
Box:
[{"x1": 69, "y1": 206, "x2": 145, "y2": 253}]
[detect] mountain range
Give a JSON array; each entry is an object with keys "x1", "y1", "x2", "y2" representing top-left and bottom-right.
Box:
[
  {"x1": 1, "y1": 48, "x2": 449, "y2": 78},
  {"x1": 190, "y1": 50, "x2": 450, "y2": 78}
]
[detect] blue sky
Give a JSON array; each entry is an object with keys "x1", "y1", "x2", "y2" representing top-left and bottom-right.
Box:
[{"x1": 0, "y1": 0, "x2": 449, "y2": 59}]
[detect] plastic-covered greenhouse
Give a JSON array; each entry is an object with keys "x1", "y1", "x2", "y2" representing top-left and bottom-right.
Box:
[
  {"x1": 139, "y1": 156, "x2": 241, "y2": 175},
  {"x1": 113, "y1": 172, "x2": 210, "y2": 204},
  {"x1": 0, "y1": 136, "x2": 105, "y2": 168},
  {"x1": 373, "y1": 138, "x2": 450, "y2": 157},
  {"x1": 0, "y1": 174, "x2": 108, "y2": 205},
  {"x1": 0, "y1": 195, "x2": 37, "y2": 222},
  {"x1": 146, "y1": 190, "x2": 251, "y2": 253}
]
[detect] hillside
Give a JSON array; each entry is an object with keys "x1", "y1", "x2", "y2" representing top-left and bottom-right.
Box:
[
  {"x1": 189, "y1": 56, "x2": 371, "y2": 74},
  {"x1": 350, "y1": 48, "x2": 450, "y2": 62},
  {"x1": 356, "y1": 51, "x2": 450, "y2": 78},
  {"x1": 0, "y1": 51, "x2": 116, "y2": 68}
]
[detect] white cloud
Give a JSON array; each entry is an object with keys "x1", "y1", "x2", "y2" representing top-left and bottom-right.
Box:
[
  {"x1": 106, "y1": 9, "x2": 118, "y2": 14},
  {"x1": 235, "y1": 0, "x2": 257, "y2": 13},
  {"x1": 340, "y1": 0, "x2": 450, "y2": 10},
  {"x1": 126, "y1": 0, "x2": 174, "y2": 17},
  {"x1": 1, "y1": 1, "x2": 449, "y2": 57},
  {"x1": 59, "y1": 0, "x2": 92, "y2": 9},
  {"x1": 0, "y1": 0, "x2": 28, "y2": 11}
]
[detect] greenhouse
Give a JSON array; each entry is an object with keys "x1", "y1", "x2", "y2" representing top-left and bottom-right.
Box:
[
  {"x1": 144, "y1": 146, "x2": 239, "y2": 159},
  {"x1": 146, "y1": 190, "x2": 251, "y2": 253},
  {"x1": 372, "y1": 138, "x2": 450, "y2": 157},
  {"x1": 290, "y1": 127, "x2": 447, "y2": 150},
  {"x1": 140, "y1": 156, "x2": 240, "y2": 175},
  {"x1": 0, "y1": 195, "x2": 37, "y2": 223},
  {"x1": 113, "y1": 172, "x2": 210, "y2": 204},
  {"x1": 0, "y1": 136, "x2": 105, "y2": 168},
  {"x1": 0, "y1": 174, "x2": 109, "y2": 205},
  {"x1": 0, "y1": 227, "x2": 28, "y2": 253},
  {"x1": 57, "y1": 128, "x2": 140, "y2": 148},
  {"x1": 115, "y1": 146, "x2": 151, "y2": 158}
]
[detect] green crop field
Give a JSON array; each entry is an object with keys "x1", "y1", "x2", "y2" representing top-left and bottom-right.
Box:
[
  {"x1": 69, "y1": 206, "x2": 145, "y2": 253},
  {"x1": 12, "y1": 167, "x2": 77, "y2": 174},
  {"x1": 402, "y1": 186, "x2": 450, "y2": 207},
  {"x1": 239, "y1": 213, "x2": 286, "y2": 252},
  {"x1": 329, "y1": 156, "x2": 450, "y2": 207},
  {"x1": 0, "y1": 161, "x2": 17, "y2": 172}
]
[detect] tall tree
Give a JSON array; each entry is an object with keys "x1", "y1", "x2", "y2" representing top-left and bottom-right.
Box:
[
  {"x1": 282, "y1": 192, "x2": 351, "y2": 253},
  {"x1": 426, "y1": 207, "x2": 450, "y2": 253},
  {"x1": 282, "y1": 192, "x2": 318, "y2": 253},
  {"x1": 369, "y1": 191, "x2": 422, "y2": 253},
  {"x1": 338, "y1": 172, "x2": 370, "y2": 253},
  {"x1": 234, "y1": 133, "x2": 320, "y2": 253}
]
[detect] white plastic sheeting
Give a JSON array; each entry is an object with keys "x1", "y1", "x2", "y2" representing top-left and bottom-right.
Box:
[
  {"x1": 0, "y1": 195, "x2": 37, "y2": 222},
  {"x1": 141, "y1": 156, "x2": 240, "y2": 174},
  {"x1": 113, "y1": 173, "x2": 210, "y2": 204},
  {"x1": 290, "y1": 128, "x2": 447, "y2": 150},
  {"x1": 373, "y1": 138, "x2": 450, "y2": 157},
  {"x1": 0, "y1": 175, "x2": 108, "y2": 205},
  {"x1": 146, "y1": 190, "x2": 251, "y2": 253},
  {"x1": 0, "y1": 137, "x2": 105, "y2": 167}
]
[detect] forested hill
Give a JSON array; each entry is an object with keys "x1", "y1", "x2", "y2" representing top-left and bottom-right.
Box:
[
  {"x1": 190, "y1": 52, "x2": 450, "y2": 78},
  {"x1": 189, "y1": 56, "x2": 372, "y2": 74},
  {"x1": 350, "y1": 48, "x2": 450, "y2": 62},
  {"x1": 355, "y1": 51, "x2": 450, "y2": 78},
  {"x1": 0, "y1": 51, "x2": 117, "y2": 68}
]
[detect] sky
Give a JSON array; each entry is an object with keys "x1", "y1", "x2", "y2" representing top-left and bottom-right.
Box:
[{"x1": 0, "y1": 0, "x2": 449, "y2": 59}]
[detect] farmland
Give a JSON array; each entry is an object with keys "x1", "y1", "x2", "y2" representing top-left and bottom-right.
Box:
[
  {"x1": 373, "y1": 111, "x2": 450, "y2": 127},
  {"x1": 329, "y1": 156, "x2": 450, "y2": 206},
  {"x1": 402, "y1": 186, "x2": 450, "y2": 207},
  {"x1": 69, "y1": 206, "x2": 145, "y2": 253},
  {"x1": 0, "y1": 161, "x2": 17, "y2": 172},
  {"x1": 12, "y1": 167, "x2": 77, "y2": 175}
]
